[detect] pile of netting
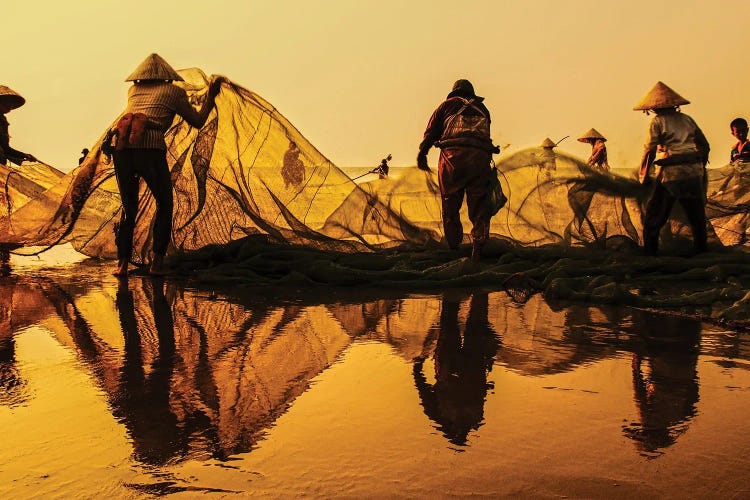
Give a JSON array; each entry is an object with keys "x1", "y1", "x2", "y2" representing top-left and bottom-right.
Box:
[{"x1": 1, "y1": 69, "x2": 749, "y2": 325}]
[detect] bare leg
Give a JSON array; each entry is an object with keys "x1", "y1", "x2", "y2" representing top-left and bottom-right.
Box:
[{"x1": 113, "y1": 258, "x2": 129, "y2": 277}]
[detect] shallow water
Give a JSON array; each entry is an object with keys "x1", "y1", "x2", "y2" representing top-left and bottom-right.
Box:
[{"x1": 1, "y1": 252, "x2": 749, "y2": 498}]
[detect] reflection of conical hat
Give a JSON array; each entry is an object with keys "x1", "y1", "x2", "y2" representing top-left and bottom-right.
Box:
[
  {"x1": 125, "y1": 53, "x2": 184, "y2": 82},
  {"x1": 541, "y1": 138, "x2": 556, "y2": 148},
  {"x1": 633, "y1": 81, "x2": 689, "y2": 110},
  {"x1": 577, "y1": 128, "x2": 606, "y2": 143},
  {"x1": 0, "y1": 86, "x2": 26, "y2": 110}
]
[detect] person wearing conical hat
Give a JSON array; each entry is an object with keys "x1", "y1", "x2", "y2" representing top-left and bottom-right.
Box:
[
  {"x1": 0, "y1": 85, "x2": 37, "y2": 167},
  {"x1": 539, "y1": 138, "x2": 557, "y2": 180},
  {"x1": 111, "y1": 53, "x2": 223, "y2": 277},
  {"x1": 634, "y1": 81, "x2": 710, "y2": 256},
  {"x1": 577, "y1": 128, "x2": 609, "y2": 172},
  {"x1": 417, "y1": 79, "x2": 501, "y2": 262}
]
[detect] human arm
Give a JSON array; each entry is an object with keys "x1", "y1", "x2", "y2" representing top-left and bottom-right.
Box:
[
  {"x1": 417, "y1": 104, "x2": 446, "y2": 171},
  {"x1": 639, "y1": 119, "x2": 661, "y2": 183},
  {"x1": 693, "y1": 124, "x2": 710, "y2": 165},
  {"x1": 173, "y1": 78, "x2": 224, "y2": 129},
  {"x1": 0, "y1": 136, "x2": 35, "y2": 165}
]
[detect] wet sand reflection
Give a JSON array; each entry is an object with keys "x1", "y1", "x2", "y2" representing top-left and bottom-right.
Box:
[{"x1": 0, "y1": 271, "x2": 748, "y2": 471}]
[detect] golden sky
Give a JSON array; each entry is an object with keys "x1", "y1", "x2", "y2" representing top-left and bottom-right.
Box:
[{"x1": 3, "y1": 0, "x2": 748, "y2": 171}]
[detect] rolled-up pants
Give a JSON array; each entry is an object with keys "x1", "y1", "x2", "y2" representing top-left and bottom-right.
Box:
[
  {"x1": 438, "y1": 147, "x2": 492, "y2": 249},
  {"x1": 114, "y1": 148, "x2": 173, "y2": 260}
]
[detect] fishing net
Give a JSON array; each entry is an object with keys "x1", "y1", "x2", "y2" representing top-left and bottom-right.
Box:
[{"x1": 0, "y1": 69, "x2": 749, "y2": 322}]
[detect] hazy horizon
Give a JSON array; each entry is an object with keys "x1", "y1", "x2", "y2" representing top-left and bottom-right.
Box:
[{"x1": 3, "y1": 0, "x2": 748, "y2": 172}]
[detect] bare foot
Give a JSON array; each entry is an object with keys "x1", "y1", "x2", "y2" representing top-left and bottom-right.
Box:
[
  {"x1": 113, "y1": 259, "x2": 129, "y2": 277},
  {"x1": 149, "y1": 255, "x2": 169, "y2": 276}
]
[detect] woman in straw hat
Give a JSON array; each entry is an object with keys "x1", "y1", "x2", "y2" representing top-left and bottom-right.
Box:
[
  {"x1": 634, "y1": 81, "x2": 710, "y2": 256},
  {"x1": 0, "y1": 86, "x2": 36, "y2": 167},
  {"x1": 577, "y1": 128, "x2": 609, "y2": 172},
  {"x1": 111, "y1": 54, "x2": 222, "y2": 277}
]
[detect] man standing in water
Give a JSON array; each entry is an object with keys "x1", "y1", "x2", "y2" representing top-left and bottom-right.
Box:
[
  {"x1": 635, "y1": 81, "x2": 710, "y2": 256},
  {"x1": 0, "y1": 86, "x2": 36, "y2": 166},
  {"x1": 417, "y1": 79, "x2": 499, "y2": 262},
  {"x1": 112, "y1": 54, "x2": 222, "y2": 277}
]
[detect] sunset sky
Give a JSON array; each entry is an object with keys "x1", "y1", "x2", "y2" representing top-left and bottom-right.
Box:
[{"x1": 3, "y1": 0, "x2": 748, "y2": 171}]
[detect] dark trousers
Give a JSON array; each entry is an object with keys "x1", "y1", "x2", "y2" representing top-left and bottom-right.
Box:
[
  {"x1": 114, "y1": 149, "x2": 173, "y2": 260},
  {"x1": 442, "y1": 186, "x2": 490, "y2": 250},
  {"x1": 643, "y1": 182, "x2": 707, "y2": 256},
  {"x1": 439, "y1": 148, "x2": 492, "y2": 250}
]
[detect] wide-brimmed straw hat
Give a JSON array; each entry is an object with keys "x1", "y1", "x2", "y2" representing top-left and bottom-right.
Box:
[
  {"x1": 577, "y1": 128, "x2": 606, "y2": 143},
  {"x1": 0, "y1": 86, "x2": 26, "y2": 110},
  {"x1": 633, "y1": 81, "x2": 689, "y2": 111},
  {"x1": 541, "y1": 138, "x2": 557, "y2": 148},
  {"x1": 125, "y1": 53, "x2": 184, "y2": 82}
]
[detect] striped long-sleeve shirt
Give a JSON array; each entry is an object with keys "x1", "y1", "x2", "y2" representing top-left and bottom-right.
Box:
[{"x1": 123, "y1": 82, "x2": 211, "y2": 150}]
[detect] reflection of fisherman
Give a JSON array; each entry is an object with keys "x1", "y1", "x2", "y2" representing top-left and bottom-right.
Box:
[
  {"x1": 635, "y1": 82, "x2": 710, "y2": 256},
  {"x1": 417, "y1": 79, "x2": 500, "y2": 261},
  {"x1": 623, "y1": 310, "x2": 700, "y2": 456},
  {"x1": 281, "y1": 140, "x2": 305, "y2": 188},
  {"x1": 539, "y1": 138, "x2": 558, "y2": 181},
  {"x1": 0, "y1": 85, "x2": 37, "y2": 166},
  {"x1": 111, "y1": 54, "x2": 222, "y2": 277},
  {"x1": 577, "y1": 128, "x2": 610, "y2": 172},
  {"x1": 413, "y1": 292, "x2": 499, "y2": 446},
  {"x1": 78, "y1": 148, "x2": 89, "y2": 165},
  {"x1": 115, "y1": 278, "x2": 183, "y2": 465}
]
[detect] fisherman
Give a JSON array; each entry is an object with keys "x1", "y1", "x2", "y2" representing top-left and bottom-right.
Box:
[
  {"x1": 111, "y1": 54, "x2": 222, "y2": 277},
  {"x1": 377, "y1": 154, "x2": 391, "y2": 179},
  {"x1": 635, "y1": 81, "x2": 710, "y2": 256},
  {"x1": 281, "y1": 140, "x2": 305, "y2": 188},
  {"x1": 729, "y1": 118, "x2": 750, "y2": 164},
  {"x1": 417, "y1": 79, "x2": 500, "y2": 261},
  {"x1": 539, "y1": 138, "x2": 557, "y2": 181},
  {"x1": 577, "y1": 128, "x2": 610, "y2": 172},
  {"x1": 78, "y1": 148, "x2": 89, "y2": 165},
  {"x1": 0, "y1": 86, "x2": 37, "y2": 167}
]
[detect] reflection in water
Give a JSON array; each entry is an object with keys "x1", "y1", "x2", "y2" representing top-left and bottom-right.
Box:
[
  {"x1": 2, "y1": 270, "x2": 749, "y2": 474},
  {"x1": 623, "y1": 310, "x2": 700, "y2": 458},
  {"x1": 413, "y1": 292, "x2": 499, "y2": 446},
  {"x1": 115, "y1": 279, "x2": 184, "y2": 465},
  {"x1": 0, "y1": 289, "x2": 26, "y2": 407}
]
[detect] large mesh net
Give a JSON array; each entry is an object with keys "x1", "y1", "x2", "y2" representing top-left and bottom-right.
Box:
[{"x1": 1, "y1": 69, "x2": 749, "y2": 323}]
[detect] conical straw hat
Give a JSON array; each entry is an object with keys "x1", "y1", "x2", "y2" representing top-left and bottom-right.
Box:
[
  {"x1": 633, "y1": 81, "x2": 689, "y2": 110},
  {"x1": 577, "y1": 128, "x2": 606, "y2": 143},
  {"x1": 0, "y1": 86, "x2": 25, "y2": 110},
  {"x1": 125, "y1": 53, "x2": 184, "y2": 82},
  {"x1": 541, "y1": 138, "x2": 556, "y2": 148}
]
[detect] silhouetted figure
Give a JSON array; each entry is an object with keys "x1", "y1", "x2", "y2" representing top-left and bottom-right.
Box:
[
  {"x1": 281, "y1": 140, "x2": 305, "y2": 187},
  {"x1": 539, "y1": 138, "x2": 557, "y2": 181},
  {"x1": 0, "y1": 285, "x2": 26, "y2": 407},
  {"x1": 78, "y1": 148, "x2": 89, "y2": 165},
  {"x1": 622, "y1": 310, "x2": 700, "y2": 458},
  {"x1": 577, "y1": 128, "x2": 610, "y2": 172},
  {"x1": 413, "y1": 291, "x2": 499, "y2": 446},
  {"x1": 111, "y1": 53, "x2": 222, "y2": 277},
  {"x1": 115, "y1": 278, "x2": 185, "y2": 464},
  {"x1": 635, "y1": 81, "x2": 710, "y2": 256},
  {"x1": 0, "y1": 85, "x2": 36, "y2": 166},
  {"x1": 417, "y1": 79, "x2": 500, "y2": 261},
  {"x1": 377, "y1": 154, "x2": 391, "y2": 179}
]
